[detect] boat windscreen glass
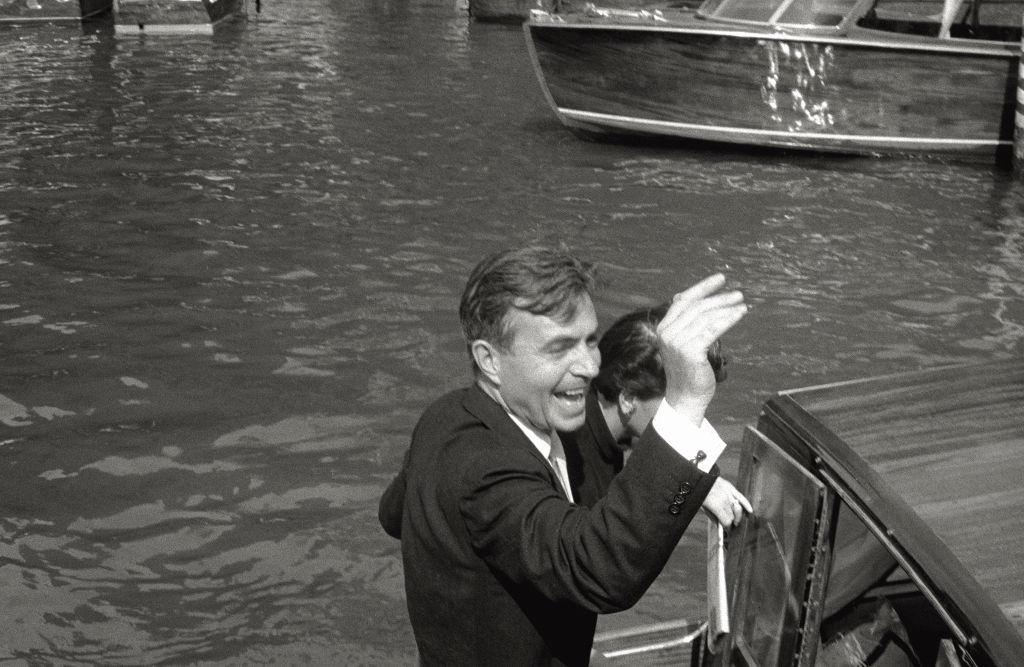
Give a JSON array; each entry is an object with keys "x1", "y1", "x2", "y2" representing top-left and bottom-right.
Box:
[
  {"x1": 777, "y1": 0, "x2": 862, "y2": 24},
  {"x1": 700, "y1": 0, "x2": 780, "y2": 21},
  {"x1": 701, "y1": 0, "x2": 860, "y2": 26},
  {"x1": 725, "y1": 428, "x2": 831, "y2": 665}
]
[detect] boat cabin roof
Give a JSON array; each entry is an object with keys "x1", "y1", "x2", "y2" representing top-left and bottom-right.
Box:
[{"x1": 762, "y1": 360, "x2": 1024, "y2": 663}]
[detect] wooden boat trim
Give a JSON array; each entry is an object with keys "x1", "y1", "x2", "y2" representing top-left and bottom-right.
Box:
[
  {"x1": 526, "y1": 19, "x2": 1019, "y2": 56},
  {"x1": 556, "y1": 108, "x2": 1013, "y2": 148}
]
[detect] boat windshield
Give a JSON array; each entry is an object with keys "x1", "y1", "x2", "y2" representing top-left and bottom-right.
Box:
[{"x1": 698, "y1": 0, "x2": 862, "y2": 26}]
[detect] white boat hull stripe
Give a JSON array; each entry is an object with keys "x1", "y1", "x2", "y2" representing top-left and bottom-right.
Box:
[{"x1": 558, "y1": 108, "x2": 1010, "y2": 147}]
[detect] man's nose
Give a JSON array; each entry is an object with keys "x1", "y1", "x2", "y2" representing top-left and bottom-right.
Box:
[{"x1": 571, "y1": 346, "x2": 600, "y2": 379}]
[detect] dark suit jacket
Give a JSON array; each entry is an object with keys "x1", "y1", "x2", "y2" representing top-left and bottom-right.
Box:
[
  {"x1": 561, "y1": 389, "x2": 625, "y2": 509},
  {"x1": 378, "y1": 384, "x2": 718, "y2": 666}
]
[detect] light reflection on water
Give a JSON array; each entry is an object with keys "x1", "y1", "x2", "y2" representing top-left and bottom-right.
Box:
[{"x1": 0, "y1": 0, "x2": 1022, "y2": 663}]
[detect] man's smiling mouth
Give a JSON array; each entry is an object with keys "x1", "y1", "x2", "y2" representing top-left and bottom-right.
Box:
[{"x1": 554, "y1": 388, "x2": 587, "y2": 403}]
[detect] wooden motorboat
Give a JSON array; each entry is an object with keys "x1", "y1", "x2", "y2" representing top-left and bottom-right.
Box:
[
  {"x1": 592, "y1": 360, "x2": 1024, "y2": 666},
  {"x1": 524, "y1": 0, "x2": 1024, "y2": 158},
  {"x1": 0, "y1": 0, "x2": 111, "y2": 22},
  {"x1": 113, "y1": 0, "x2": 244, "y2": 34}
]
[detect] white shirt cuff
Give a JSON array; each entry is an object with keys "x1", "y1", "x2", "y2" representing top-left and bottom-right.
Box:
[{"x1": 650, "y1": 398, "x2": 727, "y2": 473}]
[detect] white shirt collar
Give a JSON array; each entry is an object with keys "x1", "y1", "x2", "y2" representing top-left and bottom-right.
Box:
[
  {"x1": 506, "y1": 411, "x2": 553, "y2": 459},
  {"x1": 477, "y1": 379, "x2": 554, "y2": 457},
  {"x1": 506, "y1": 411, "x2": 573, "y2": 503}
]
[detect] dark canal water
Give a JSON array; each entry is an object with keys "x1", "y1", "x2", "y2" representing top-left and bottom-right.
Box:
[{"x1": 1, "y1": 0, "x2": 1022, "y2": 663}]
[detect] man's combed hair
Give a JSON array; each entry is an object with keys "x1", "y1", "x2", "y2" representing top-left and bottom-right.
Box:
[
  {"x1": 594, "y1": 302, "x2": 727, "y2": 402},
  {"x1": 459, "y1": 246, "x2": 596, "y2": 353},
  {"x1": 594, "y1": 304, "x2": 668, "y2": 402}
]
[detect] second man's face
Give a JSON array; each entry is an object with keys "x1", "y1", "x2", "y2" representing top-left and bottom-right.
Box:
[{"x1": 494, "y1": 296, "x2": 600, "y2": 437}]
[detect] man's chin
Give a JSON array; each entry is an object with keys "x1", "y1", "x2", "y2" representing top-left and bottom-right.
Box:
[{"x1": 554, "y1": 413, "x2": 587, "y2": 433}]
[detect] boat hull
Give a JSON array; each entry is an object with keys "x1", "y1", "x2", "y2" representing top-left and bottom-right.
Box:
[
  {"x1": 0, "y1": 0, "x2": 111, "y2": 22},
  {"x1": 114, "y1": 0, "x2": 242, "y2": 34},
  {"x1": 526, "y1": 21, "x2": 1019, "y2": 157},
  {"x1": 469, "y1": 0, "x2": 548, "y2": 22}
]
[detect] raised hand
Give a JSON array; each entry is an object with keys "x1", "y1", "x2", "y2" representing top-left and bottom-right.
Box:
[{"x1": 656, "y1": 274, "x2": 746, "y2": 426}]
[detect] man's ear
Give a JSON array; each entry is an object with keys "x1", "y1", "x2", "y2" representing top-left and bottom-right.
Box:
[
  {"x1": 470, "y1": 339, "x2": 502, "y2": 386},
  {"x1": 617, "y1": 392, "x2": 636, "y2": 417}
]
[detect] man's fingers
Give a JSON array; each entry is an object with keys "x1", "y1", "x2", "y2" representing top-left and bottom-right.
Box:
[
  {"x1": 661, "y1": 290, "x2": 745, "y2": 332},
  {"x1": 659, "y1": 283, "x2": 746, "y2": 344},
  {"x1": 694, "y1": 289, "x2": 745, "y2": 310},
  {"x1": 706, "y1": 503, "x2": 731, "y2": 527},
  {"x1": 711, "y1": 502, "x2": 742, "y2": 529},
  {"x1": 711, "y1": 303, "x2": 748, "y2": 341},
  {"x1": 663, "y1": 273, "x2": 727, "y2": 325},
  {"x1": 660, "y1": 303, "x2": 747, "y2": 354},
  {"x1": 657, "y1": 273, "x2": 745, "y2": 359},
  {"x1": 673, "y1": 273, "x2": 726, "y2": 303}
]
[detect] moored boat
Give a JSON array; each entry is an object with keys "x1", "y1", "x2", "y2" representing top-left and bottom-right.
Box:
[
  {"x1": 524, "y1": 0, "x2": 1024, "y2": 158},
  {"x1": 113, "y1": 0, "x2": 244, "y2": 34},
  {"x1": 0, "y1": 0, "x2": 111, "y2": 22},
  {"x1": 592, "y1": 360, "x2": 1024, "y2": 666}
]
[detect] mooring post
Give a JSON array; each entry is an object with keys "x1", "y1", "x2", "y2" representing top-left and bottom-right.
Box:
[{"x1": 1015, "y1": 14, "x2": 1024, "y2": 171}]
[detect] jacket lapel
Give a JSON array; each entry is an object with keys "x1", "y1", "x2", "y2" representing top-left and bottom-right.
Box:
[{"x1": 462, "y1": 384, "x2": 569, "y2": 500}]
